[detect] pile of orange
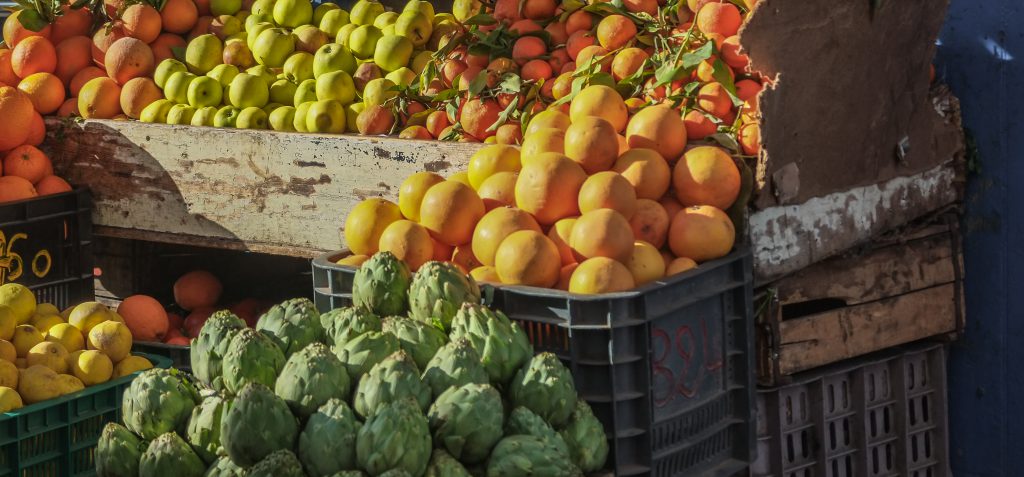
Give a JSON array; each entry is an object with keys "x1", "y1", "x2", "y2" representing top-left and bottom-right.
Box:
[{"x1": 0, "y1": 85, "x2": 71, "y2": 203}]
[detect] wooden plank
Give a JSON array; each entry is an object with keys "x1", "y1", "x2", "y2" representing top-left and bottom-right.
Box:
[{"x1": 774, "y1": 284, "x2": 957, "y2": 377}]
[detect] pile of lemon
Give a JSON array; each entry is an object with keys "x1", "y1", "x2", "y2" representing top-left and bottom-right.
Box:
[{"x1": 0, "y1": 283, "x2": 154, "y2": 412}]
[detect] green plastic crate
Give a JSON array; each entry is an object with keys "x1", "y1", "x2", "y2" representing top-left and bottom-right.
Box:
[{"x1": 0, "y1": 352, "x2": 171, "y2": 477}]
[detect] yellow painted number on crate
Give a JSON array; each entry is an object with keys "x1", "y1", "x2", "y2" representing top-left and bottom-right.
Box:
[{"x1": 0, "y1": 231, "x2": 52, "y2": 285}]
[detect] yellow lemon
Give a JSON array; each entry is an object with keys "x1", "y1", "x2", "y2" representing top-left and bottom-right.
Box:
[
  {"x1": 0, "y1": 305, "x2": 16, "y2": 341},
  {"x1": 71, "y1": 350, "x2": 113, "y2": 386},
  {"x1": 27, "y1": 342, "x2": 68, "y2": 374},
  {"x1": 68, "y1": 302, "x2": 115, "y2": 335},
  {"x1": 34, "y1": 303, "x2": 60, "y2": 318},
  {"x1": 12, "y1": 325, "x2": 44, "y2": 358},
  {"x1": 0, "y1": 341, "x2": 14, "y2": 363},
  {"x1": 0, "y1": 360, "x2": 18, "y2": 388},
  {"x1": 57, "y1": 374, "x2": 84, "y2": 395},
  {"x1": 87, "y1": 322, "x2": 133, "y2": 363},
  {"x1": 46, "y1": 324, "x2": 85, "y2": 353},
  {"x1": 0, "y1": 284, "x2": 36, "y2": 325},
  {"x1": 109, "y1": 311, "x2": 125, "y2": 324},
  {"x1": 113, "y1": 356, "x2": 153, "y2": 378},
  {"x1": 65, "y1": 350, "x2": 85, "y2": 371},
  {"x1": 13, "y1": 359, "x2": 25, "y2": 369},
  {"x1": 60, "y1": 306, "x2": 74, "y2": 320},
  {"x1": 18, "y1": 365, "x2": 62, "y2": 404},
  {"x1": 30, "y1": 314, "x2": 64, "y2": 334},
  {"x1": 0, "y1": 386, "x2": 22, "y2": 412}
]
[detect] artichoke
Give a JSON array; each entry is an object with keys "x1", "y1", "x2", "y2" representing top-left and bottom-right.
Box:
[
  {"x1": 186, "y1": 393, "x2": 230, "y2": 464},
  {"x1": 299, "y1": 399, "x2": 361, "y2": 477},
  {"x1": 335, "y1": 330, "x2": 400, "y2": 379},
  {"x1": 96, "y1": 423, "x2": 146, "y2": 477},
  {"x1": 377, "y1": 471, "x2": 413, "y2": 477},
  {"x1": 427, "y1": 383, "x2": 505, "y2": 464},
  {"x1": 354, "y1": 350, "x2": 431, "y2": 418},
  {"x1": 327, "y1": 472, "x2": 367, "y2": 477},
  {"x1": 560, "y1": 400, "x2": 609, "y2": 473},
  {"x1": 221, "y1": 327, "x2": 286, "y2": 394},
  {"x1": 356, "y1": 399, "x2": 432, "y2": 476},
  {"x1": 191, "y1": 310, "x2": 246, "y2": 390},
  {"x1": 408, "y1": 261, "x2": 481, "y2": 330},
  {"x1": 204, "y1": 457, "x2": 246, "y2": 477},
  {"x1": 506, "y1": 407, "x2": 570, "y2": 456},
  {"x1": 421, "y1": 338, "x2": 489, "y2": 400},
  {"x1": 220, "y1": 383, "x2": 299, "y2": 467},
  {"x1": 424, "y1": 449, "x2": 472, "y2": 477},
  {"x1": 248, "y1": 449, "x2": 306, "y2": 477},
  {"x1": 508, "y1": 352, "x2": 578, "y2": 429},
  {"x1": 276, "y1": 342, "x2": 351, "y2": 420},
  {"x1": 256, "y1": 298, "x2": 324, "y2": 357},
  {"x1": 486, "y1": 435, "x2": 582, "y2": 477},
  {"x1": 449, "y1": 303, "x2": 533, "y2": 386},
  {"x1": 352, "y1": 252, "x2": 411, "y2": 316},
  {"x1": 122, "y1": 368, "x2": 199, "y2": 440},
  {"x1": 382, "y1": 316, "x2": 448, "y2": 370},
  {"x1": 322, "y1": 307, "x2": 381, "y2": 349},
  {"x1": 139, "y1": 432, "x2": 206, "y2": 477}
]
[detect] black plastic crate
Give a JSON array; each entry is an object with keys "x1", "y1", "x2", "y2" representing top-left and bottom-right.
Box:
[
  {"x1": 0, "y1": 190, "x2": 94, "y2": 311},
  {"x1": 752, "y1": 342, "x2": 950, "y2": 477},
  {"x1": 312, "y1": 248, "x2": 756, "y2": 476}
]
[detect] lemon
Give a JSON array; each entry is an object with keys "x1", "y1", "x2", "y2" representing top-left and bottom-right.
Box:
[
  {"x1": 57, "y1": 374, "x2": 84, "y2": 395},
  {"x1": 0, "y1": 386, "x2": 22, "y2": 412},
  {"x1": 0, "y1": 284, "x2": 36, "y2": 325},
  {"x1": 65, "y1": 350, "x2": 84, "y2": 371},
  {"x1": 18, "y1": 365, "x2": 62, "y2": 404},
  {"x1": 87, "y1": 321, "x2": 133, "y2": 363},
  {"x1": 46, "y1": 323, "x2": 85, "y2": 353},
  {"x1": 12, "y1": 325, "x2": 43, "y2": 358},
  {"x1": 68, "y1": 302, "x2": 114, "y2": 335},
  {"x1": 0, "y1": 341, "x2": 14, "y2": 363},
  {"x1": 113, "y1": 356, "x2": 153, "y2": 378},
  {"x1": 0, "y1": 306, "x2": 15, "y2": 341},
  {"x1": 30, "y1": 314, "x2": 64, "y2": 334},
  {"x1": 34, "y1": 303, "x2": 59, "y2": 318},
  {"x1": 71, "y1": 350, "x2": 113, "y2": 386},
  {"x1": 0, "y1": 360, "x2": 18, "y2": 388},
  {"x1": 60, "y1": 306, "x2": 74, "y2": 320},
  {"x1": 27, "y1": 342, "x2": 68, "y2": 374},
  {"x1": 13, "y1": 359, "x2": 25, "y2": 369}
]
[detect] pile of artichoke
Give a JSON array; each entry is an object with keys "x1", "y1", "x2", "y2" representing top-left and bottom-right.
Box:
[{"x1": 97, "y1": 253, "x2": 608, "y2": 477}]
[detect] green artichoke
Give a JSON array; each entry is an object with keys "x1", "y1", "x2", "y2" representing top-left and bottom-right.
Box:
[
  {"x1": 421, "y1": 338, "x2": 489, "y2": 400},
  {"x1": 377, "y1": 471, "x2": 413, "y2": 477},
  {"x1": 560, "y1": 400, "x2": 609, "y2": 473},
  {"x1": 327, "y1": 472, "x2": 367, "y2": 477},
  {"x1": 382, "y1": 316, "x2": 448, "y2": 370},
  {"x1": 203, "y1": 456, "x2": 246, "y2": 477},
  {"x1": 335, "y1": 330, "x2": 401, "y2": 379},
  {"x1": 139, "y1": 432, "x2": 206, "y2": 477},
  {"x1": 508, "y1": 352, "x2": 578, "y2": 429},
  {"x1": 356, "y1": 398, "x2": 432, "y2": 476},
  {"x1": 220, "y1": 383, "x2": 299, "y2": 467},
  {"x1": 299, "y1": 399, "x2": 361, "y2": 477},
  {"x1": 352, "y1": 252, "x2": 411, "y2": 316},
  {"x1": 449, "y1": 303, "x2": 533, "y2": 386},
  {"x1": 408, "y1": 261, "x2": 481, "y2": 330},
  {"x1": 186, "y1": 393, "x2": 230, "y2": 464},
  {"x1": 427, "y1": 383, "x2": 505, "y2": 464},
  {"x1": 122, "y1": 368, "x2": 199, "y2": 440},
  {"x1": 486, "y1": 435, "x2": 582, "y2": 477},
  {"x1": 248, "y1": 449, "x2": 306, "y2": 477},
  {"x1": 221, "y1": 327, "x2": 287, "y2": 394},
  {"x1": 256, "y1": 298, "x2": 324, "y2": 357},
  {"x1": 191, "y1": 310, "x2": 246, "y2": 390},
  {"x1": 506, "y1": 406, "x2": 570, "y2": 456},
  {"x1": 96, "y1": 423, "x2": 146, "y2": 477},
  {"x1": 322, "y1": 307, "x2": 381, "y2": 349},
  {"x1": 424, "y1": 449, "x2": 472, "y2": 477},
  {"x1": 276, "y1": 342, "x2": 351, "y2": 420},
  {"x1": 354, "y1": 350, "x2": 431, "y2": 418}
]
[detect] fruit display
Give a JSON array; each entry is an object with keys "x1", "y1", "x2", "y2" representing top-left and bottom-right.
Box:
[
  {"x1": 0, "y1": 283, "x2": 154, "y2": 411},
  {"x1": 97, "y1": 251, "x2": 608, "y2": 476},
  {"x1": 0, "y1": 89, "x2": 73, "y2": 203}
]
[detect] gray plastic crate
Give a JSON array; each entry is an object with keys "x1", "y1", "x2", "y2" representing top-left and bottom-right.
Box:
[{"x1": 752, "y1": 342, "x2": 950, "y2": 477}]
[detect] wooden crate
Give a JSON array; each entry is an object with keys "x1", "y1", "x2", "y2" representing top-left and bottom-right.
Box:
[{"x1": 756, "y1": 214, "x2": 965, "y2": 386}]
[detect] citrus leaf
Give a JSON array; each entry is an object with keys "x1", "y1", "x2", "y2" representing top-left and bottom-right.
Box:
[
  {"x1": 486, "y1": 96, "x2": 517, "y2": 132},
  {"x1": 463, "y1": 13, "x2": 497, "y2": 26},
  {"x1": 681, "y1": 41, "x2": 713, "y2": 69}
]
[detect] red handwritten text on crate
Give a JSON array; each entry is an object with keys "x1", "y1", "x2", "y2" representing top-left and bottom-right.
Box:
[{"x1": 651, "y1": 312, "x2": 725, "y2": 411}]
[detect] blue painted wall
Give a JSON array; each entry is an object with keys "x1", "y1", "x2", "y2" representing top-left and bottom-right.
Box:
[{"x1": 938, "y1": 1, "x2": 1024, "y2": 475}]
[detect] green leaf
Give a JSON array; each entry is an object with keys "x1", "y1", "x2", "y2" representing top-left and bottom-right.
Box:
[
  {"x1": 463, "y1": 13, "x2": 497, "y2": 26},
  {"x1": 171, "y1": 46, "x2": 186, "y2": 62},
  {"x1": 709, "y1": 132, "x2": 740, "y2": 152},
  {"x1": 432, "y1": 88, "x2": 461, "y2": 103},
  {"x1": 710, "y1": 59, "x2": 744, "y2": 106},
  {"x1": 681, "y1": 41, "x2": 714, "y2": 69},
  {"x1": 487, "y1": 96, "x2": 517, "y2": 132},
  {"x1": 467, "y1": 72, "x2": 488, "y2": 97},
  {"x1": 16, "y1": 9, "x2": 48, "y2": 32},
  {"x1": 497, "y1": 73, "x2": 522, "y2": 94}
]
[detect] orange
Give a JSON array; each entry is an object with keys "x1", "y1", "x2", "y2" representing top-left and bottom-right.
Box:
[
  {"x1": 472, "y1": 207, "x2": 542, "y2": 266},
  {"x1": 469, "y1": 266, "x2": 501, "y2": 284},
  {"x1": 11, "y1": 37, "x2": 56, "y2": 79},
  {"x1": 565, "y1": 10, "x2": 593, "y2": 35},
  {"x1": 150, "y1": 33, "x2": 186, "y2": 63},
  {"x1": 611, "y1": 48, "x2": 648, "y2": 82},
  {"x1": 0, "y1": 86, "x2": 34, "y2": 151},
  {"x1": 735, "y1": 79, "x2": 762, "y2": 102},
  {"x1": 512, "y1": 36, "x2": 546, "y2": 65},
  {"x1": 57, "y1": 97, "x2": 79, "y2": 116},
  {"x1": 627, "y1": 241, "x2": 665, "y2": 286},
  {"x1": 578, "y1": 171, "x2": 637, "y2": 219},
  {"x1": 0, "y1": 50, "x2": 18, "y2": 86},
  {"x1": 525, "y1": 109, "x2": 570, "y2": 137},
  {"x1": 575, "y1": 45, "x2": 611, "y2": 73},
  {"x1": 673, "y1": 146, "x2": 741, "y2": 209},
  {"x1": 556, "y1": 263, "x2": 578, "y2": 290},
  {"x1": 696, "y1": 2, "x2": 742, "y2": 37},
  {"x1": 477, "y1": 171, "x2": 518, "y2": 211},
  {"x1": 492, "y1": 0, "x2": 521, "y2": 23},
  {"x1": 495, "y1": 122, "x2": 523, "y2": 145},
  {"x1": 50, "y1": 6, "x2": 93, "y2": 45},
  {"x1": 613, "y1": 148, "x2": 671, "y2": 200},
  {"x1": 35, "y1": 175, "x2": 72, "y2": 195},
  {"x1": 3, "y1": 10, "x2": 51, "y2": 48},
  {"x1": 684, "y1": 109, "x2": 717, "y2": 140},
  {"x1": 69, "y1": 66, "x2": 105, "y2": 97},
  {"x1": 623, "y1": 0, "x2": 658, "y2": 14},
  {"x1": 521, "y1": 59, "x2": 553, "y2": 81},
  {"x1": 121, "y1": 4, "x2": 162, "y2": 43},
  {"x1": 17, "y1": 72, "x2": 64, "y2": 114},
  {"x1": 566, "y1": 30, "x2": 595, "y2": 61},
  {"x1": 345, "y1": 198, "x2": 402, "y2": 255},
  {"x1": 431, "y1": 238, "x2": 453, "y2": 262},
  {"x1": 459, "y1": 97, "x2": 502, "y2": 141},
  {"x1": 162, "y1": 0, "x2": 199, "y2": 34},
  {"x1": 356, "y1": 105, "x2": 396, "y2": 135},
  {"x1": 548, "y1": 47, "x2": 570, "y2": 72},
  {"x1": 398, "y1": 171, "x2": 444, "y2": 221},
  {"x1": 625, "y1": 104, "x2": 687, "y2": 162},
  {"x1": 570, "y1": 85, "x2": 627, "y2": 132},
  {"x1": 510, "y1": 20, "x2": 543, "y2": 35},
  {"x1": 77, "y1": 77, "x2": 122, "y2": 119},
  {"x1": 54, "y1": 36, "x2": 93, "y2": 85},
  {"x1": 721, "y1": 35, "x2": 748, "y2": 69},
  {"x1": 596, "y1": 15, "x2": 636, "y2": 50},
  {"x1": 740, "y1": 96, "x2": 759, "y2": 124},
  {"x1": 92, "y1": 23, "x2": 128, "y2": 67},
  {"x1": 547, "y1": 217, "x2": 578, "y2": 266},
  {"x1": 493, "y1": 230, "x2": 560, "y2": 288},
  {"x1": 105, "y1": 37, "x2": 154, "y2": 85},
  {"x1": 0, "y1": 176, "x2": 37, "y2": 203},
  {"x1": 696, "y1": 58, "x2": 732, "y2": 83},
  {"x1": 569, "y1": 208, "x2": 634, "y2": 263},
  {"x1": 378, "y1": 220, "x2": 434, "y2": 271},
  {"x1": 666, "y1": 257, "x2": 698, "y2": 276},
  {"x1": 697, "y1": 82, "x2": 733, "y2": 118},
  {"x1": 551, "y1": 72, "x2": 573, "y2": 100},
  {"x1": 188, "y1": 16, "x2": 215, "y2": 41},
  {"x1": 520, "y1": 128, "x2": 565, "y2": 160},
  {"x1": 399, "y1": 126, "x2": 432, "y2": 140},
  {"x1": 617, "y1": 133, "x2": 629, "y2": 156},
  {"x1": 544, "y1": 21, "x2": 568, "y2": 45},
  {"x1": 3, "y1": 146, "x2": 51, "y2": 184},
  {"x1": 419, "y1": 181, "x2": 486, "y2": 246},
  {"x1": 23, "y1": 111, "x2": 44, "y2": 146},
  {"x1": 564, "y1": 116, "x2": 620, "y2": 174},
  {"x1": 668, "y1": 205, "x2": 734, "y2": 262},
  {"x1": 425, "y1": 110, "x2": 450, "y2": 138},
  {"x1": 448, "y1": 171, "x2": 472, "y2": 186},
  {"x1": 451, "y1": 244, "x2": 482, "y2": 273},
  {"x1": 738, "y1": 123, "x2": 760, "y2": 155},
  {"x1": 514, "y1": 153, "x2": 586, "y2": 225},
  {"x1": 568, "y1": 257, "x2": 635, "y2": 294},
  {"x1": 116, "y1": 295, "x2": 168, "y2": 342},
  {"x1": 521, "y1": 0, "x2": 556, "y2": 19},
  {"x1": 173, "y1": 270, "x2": 222, "y2": 311},
  {"x1": 659, "y1": 196, "x2": 684, "y2": 220},
  {"x1": 629, "y1": 199, "x2": 670, "y2": 248},
  {"x1": 119, "y1": 77, "x2": 161, "y2": 119},
  {"x1": 468, "y1": 144, "x2": 521, "y2": 189},
  {"x1": 103, "y1": 0, "x2": 124, "y2": 17}
]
